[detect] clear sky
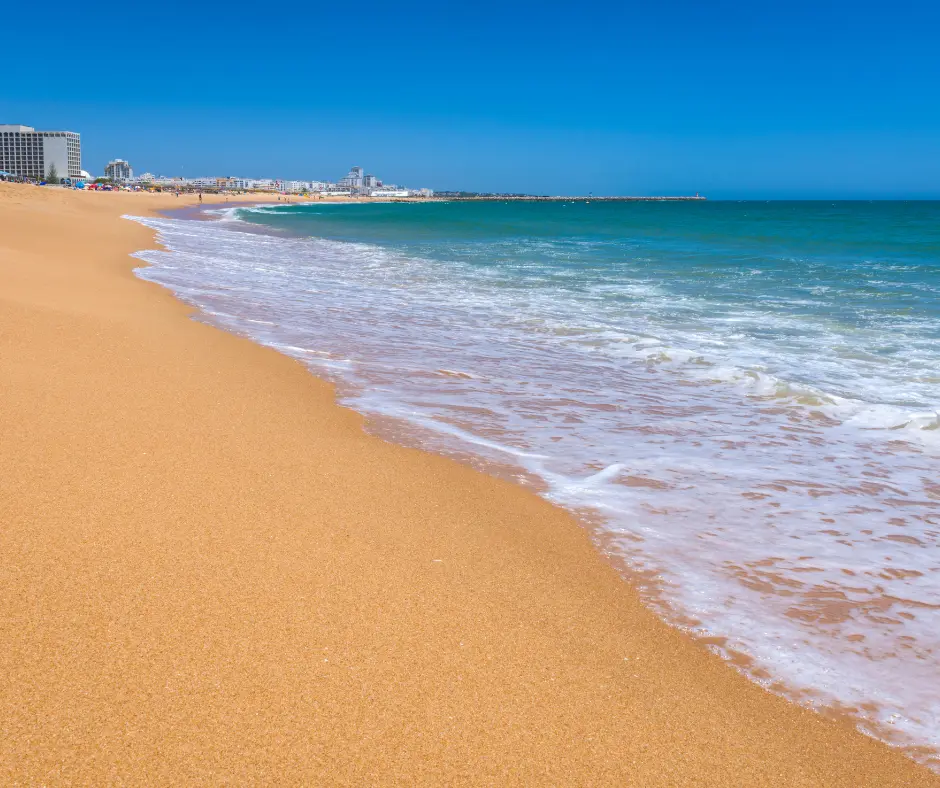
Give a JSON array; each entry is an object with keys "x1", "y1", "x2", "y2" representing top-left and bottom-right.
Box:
[{"x1": 3, "y1": 0, "x2": 938, "y2": 197}]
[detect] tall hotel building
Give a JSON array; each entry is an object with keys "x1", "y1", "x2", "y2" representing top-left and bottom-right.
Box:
[
  {"x1": 0, "y1": 124, "x2": 81, "y2": 180},
  {"x1": 104, "y1": 159, "x2": 133, "y2": 182},
  {"x1": 338, "y1": 166, "x2": 364, "y2": 190}
]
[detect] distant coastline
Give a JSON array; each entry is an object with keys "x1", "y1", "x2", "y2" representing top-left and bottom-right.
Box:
[{"x1": 436, "y1": 193, "x2": 707, "y2": 201}]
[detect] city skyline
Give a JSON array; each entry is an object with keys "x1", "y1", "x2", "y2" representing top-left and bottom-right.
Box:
[
  {"x1": 0, "y1": 131, "x2": 434, "y2": 195},
  {"x1": 86, "y1": 159, "x2": 430, "y2": 195}
]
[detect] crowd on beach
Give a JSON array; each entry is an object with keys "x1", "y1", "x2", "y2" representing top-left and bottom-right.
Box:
[
  {"x1": 1, "y1": 176, "x2": 240, "y2": 201},
  {"x1": 0, "y1": 173, "x2": 145, "y2": 191}
]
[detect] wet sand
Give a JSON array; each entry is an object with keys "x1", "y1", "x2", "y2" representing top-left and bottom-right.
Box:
[{"x1": 1, "y1": 182, "x2": 937, "y2": 785}]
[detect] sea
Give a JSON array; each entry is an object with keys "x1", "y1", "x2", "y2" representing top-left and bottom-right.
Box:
[{"x1": 129, "y1": 200, "x2": 940, "y2": 768}]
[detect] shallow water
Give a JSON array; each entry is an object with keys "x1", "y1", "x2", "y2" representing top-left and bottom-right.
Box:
[{"x1": 130, "y1": 200, "x2": 940, "y2": 767}]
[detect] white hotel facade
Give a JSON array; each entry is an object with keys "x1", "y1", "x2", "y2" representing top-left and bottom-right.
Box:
[
  {"x1": 0, "y1": 124, "x2": 81, "y2": 180},
  {"x1": 104, "y1": 159, "x2": 133, "y2": 182}
]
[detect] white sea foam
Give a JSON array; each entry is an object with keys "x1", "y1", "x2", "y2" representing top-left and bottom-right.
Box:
[
  {"x1": 202, "y1": 206, "x2": 243, "y2": 222},
  {"x1": 126, "y1": 212, "x2": 940, "y2": 769}
]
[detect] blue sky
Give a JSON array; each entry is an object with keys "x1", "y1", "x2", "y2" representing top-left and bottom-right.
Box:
[{"x1": 3, "y1": 0, "x2": 938, "y2": 197}]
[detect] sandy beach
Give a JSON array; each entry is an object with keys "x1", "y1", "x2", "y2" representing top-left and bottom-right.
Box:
[{"x1": 1, "y1": 182, "x2": 937, "y2": 785}]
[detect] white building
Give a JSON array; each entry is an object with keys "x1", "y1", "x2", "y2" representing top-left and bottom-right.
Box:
[
  {"x1": 150, "y1": 176, "x2": 185, "y2": 187},
  {"x1": 285, "y1": 180, "x2": 317, "y2": 193},
  {"x1": 104, "y1": 159, "x2": 133, "y2": 182},
  {"x1": 253, "y1": 179, "x2": 279, "y2": 191},
  {"x1": 186, "y1": 176, "x2": 219, "y2": 189},
  {"x1": 0, "y1": 124, "x2": 81, "y2": 181},
  {"x1": 338, "y1": 166, "x2": 364, "y2": 190},
  {"x1": 369, "y1": 189, "x2": 411, "y2": 197}
]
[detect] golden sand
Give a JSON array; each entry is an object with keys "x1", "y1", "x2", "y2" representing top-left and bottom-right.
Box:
[{"x1": 1, "y1": 182, "x2": 937, "y2": 785}]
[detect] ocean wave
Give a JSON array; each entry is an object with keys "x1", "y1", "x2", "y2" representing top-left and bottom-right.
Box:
[{"x1": 126, "y1": 210, "x2": 940, "y2": 769}]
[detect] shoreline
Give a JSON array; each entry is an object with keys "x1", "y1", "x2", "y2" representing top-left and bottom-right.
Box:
[
  {"x1": 437, "y1": 195, "x2": 707, "y2": 201},
  {"x1": 139, "y1": 200, "x2": 940, "y2": 767},
  {"x1": 2, "y1": 182, "x2": 937, "y2": 785}
]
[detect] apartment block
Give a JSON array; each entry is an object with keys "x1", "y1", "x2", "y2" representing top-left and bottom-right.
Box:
[{"x1": 0, "y1": 124, "x2": 81, "y2": 180}]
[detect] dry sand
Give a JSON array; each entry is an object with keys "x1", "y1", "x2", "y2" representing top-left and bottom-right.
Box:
[{"x1": 1, "y1": 182, "x2": 937, "y2": 786}]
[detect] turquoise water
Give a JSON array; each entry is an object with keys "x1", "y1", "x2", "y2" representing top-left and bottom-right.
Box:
[
  {"x1": 132, "y1": 200, "x2": 940, "y2": 767},
  {"x1": 239, "y1": 200, "x2": 940, "y2": 411}
]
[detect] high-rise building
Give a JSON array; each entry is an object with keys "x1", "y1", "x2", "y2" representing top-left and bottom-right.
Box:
[
  {"x1": 104, "y1": 159, "x2": 133, "y2": 182},
  {"x1": 364, "y1": 174, "x2": 378, "y2": 188},
  {"x1": 338, "y1": 165, "x2": 365, "y2": 190},
  {"x1": 0, "y1": 124, "x2": 81, "y2": 181}
]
